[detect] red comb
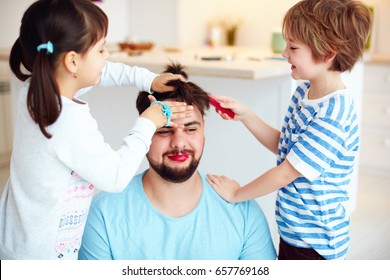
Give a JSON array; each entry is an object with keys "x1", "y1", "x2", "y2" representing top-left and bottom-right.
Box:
[{"x1": 209, "y1": 96, "x2": 235, "y2": 118}]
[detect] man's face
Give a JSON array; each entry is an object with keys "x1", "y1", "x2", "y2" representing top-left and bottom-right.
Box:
[{"x1": 146, "y1": 106, "x2": 205, "y2": 183}]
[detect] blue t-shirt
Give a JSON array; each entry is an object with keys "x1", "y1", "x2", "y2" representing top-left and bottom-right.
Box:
[{"x1": 78, "y1": 171, "x2": 276, "y2": 260}]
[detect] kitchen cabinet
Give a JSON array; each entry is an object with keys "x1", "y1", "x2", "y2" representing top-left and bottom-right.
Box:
[{"x1": 360, "y1": 62, "x2": 390, "y2": 177}]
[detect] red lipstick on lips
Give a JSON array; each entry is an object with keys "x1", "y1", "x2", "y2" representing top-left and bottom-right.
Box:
[{"x1": 168, "y1": 153, "x2": 189, "y2": 162}]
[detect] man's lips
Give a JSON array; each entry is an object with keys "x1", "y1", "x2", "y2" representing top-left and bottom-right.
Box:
[{"x1": 167, "y1": 153, "x2": 190, "y2": 162}]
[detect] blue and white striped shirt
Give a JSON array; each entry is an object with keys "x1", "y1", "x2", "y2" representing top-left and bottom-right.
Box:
[{"x1": 276, "y1": 82, "x2": 360, "y2": 259}]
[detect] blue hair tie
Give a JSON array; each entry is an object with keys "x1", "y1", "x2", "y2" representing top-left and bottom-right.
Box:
[
  {"x1": 150, "y1": 101, "x2": 172, "y2": 127},
  {"x1": 37, "y1": 41, "x2": 54, "y2": 54}
]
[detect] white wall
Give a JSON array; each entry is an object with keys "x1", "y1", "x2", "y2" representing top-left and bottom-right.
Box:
[
  {"x1": 0, "y1": 0, "x2": 130, "y2": 48},
  {"x1": 128, "y1": 0, "x2": 390, "y2": 53},
  {"x1": 365, "y1": 0, "x2": 390, "y2": 54},
  {"x1": 176, "y1": 0, "x2": 298, "y2": 48},
  {"x1": 0, "y1": 0, "x2": 32, "y2": 48},
  {"x1": 127, "y1": 0, "x2": 178, "y2": 45},
  {"x1": 94, "y1": 0, "x2": 131, "y2": 43},
  {"x1": 1, "y1": 0, "x2": 388, "y2": 52}
]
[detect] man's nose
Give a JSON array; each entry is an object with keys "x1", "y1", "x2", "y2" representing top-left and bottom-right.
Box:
[{"x1": 171, "y1": 130, "x2": 187, "y2": 149}]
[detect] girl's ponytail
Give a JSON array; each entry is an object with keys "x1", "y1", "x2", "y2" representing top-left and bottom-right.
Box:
[
  {"x1": 27, "y1": 50, "x2": 61, "y2": 139},
  {"x1": 9, "y1": 39, "x2": 31, "y2": 82}
]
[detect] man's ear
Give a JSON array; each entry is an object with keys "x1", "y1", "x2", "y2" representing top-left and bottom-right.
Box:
[{"x1": 63, "y1": 51, "x2": 79, "y2": 74}]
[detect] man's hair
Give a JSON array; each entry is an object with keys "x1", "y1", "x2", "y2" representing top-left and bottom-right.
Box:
[
  {"x1": 136, "y1": 63, "x2": 210, "y2": 116},
  {"x1": 282, "y1": 0, "x2": 372, "y2": 72}
]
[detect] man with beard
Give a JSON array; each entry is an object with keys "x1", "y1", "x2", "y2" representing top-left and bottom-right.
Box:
[{"x1": 78, "y1": 64, "x2": 276, "y2": 260}]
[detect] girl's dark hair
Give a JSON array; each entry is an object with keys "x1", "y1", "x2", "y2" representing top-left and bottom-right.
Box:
[
  {"x1": 136, "y1": 63, "x2": 210, "y2": 117},
  {"x1": 9, "y1": 0, "x2": 108, "y2": 138}
]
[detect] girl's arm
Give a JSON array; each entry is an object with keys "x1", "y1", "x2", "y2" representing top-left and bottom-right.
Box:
[
  {"x1": 77, "y1": 61, "x2": 182, "y2": 96},
  {"x1": 207, "y1": 159, "x2": 301, "y2": 203}
]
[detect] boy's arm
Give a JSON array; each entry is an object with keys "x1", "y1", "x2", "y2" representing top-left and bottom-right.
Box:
[
  {"x1": 237, "y1": 159, "x2": 300, "y2": 201},
  {"x1": 208, "y1": 159, "x2": 301, "y2": 203}
]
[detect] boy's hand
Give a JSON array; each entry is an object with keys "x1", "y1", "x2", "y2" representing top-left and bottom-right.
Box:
[
  {"x1": 206, "y1": 174, "x2": 241, "y2": 203},
  {"x1": 151, "y1": 73, "x2": 185, "y2": 93},
  {"x1": 210, "y1": 96, "x2": 249, "y2": 121}
]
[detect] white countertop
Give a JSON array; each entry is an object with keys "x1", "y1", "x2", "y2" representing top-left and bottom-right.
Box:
[
  {"x1": 1, "y1": 46, "x2": 292, "y2": 80},
  {"x1": 2, "y1": 46, "x2": 389, "y2": 79},
  {"x1": 108, "y1": 46, "x2": 291, "y2": 80}
]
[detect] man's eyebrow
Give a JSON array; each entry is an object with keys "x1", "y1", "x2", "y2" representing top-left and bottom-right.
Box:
[
  {"x1": 184, "y1": 121, "x2": 201, "y2": 127},
  {"x1": 157, "y1": 121, "x2": 201, "y2": 130}
]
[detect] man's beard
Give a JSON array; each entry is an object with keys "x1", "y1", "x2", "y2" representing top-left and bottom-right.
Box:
[{"x1": 147, "y1": 149, "x2": 201, "y2": 183}]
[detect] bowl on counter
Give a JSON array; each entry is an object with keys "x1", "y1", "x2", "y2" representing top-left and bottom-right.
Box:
[{"x1": 118, "y1": 42, "x2": 154, "y2": 55}]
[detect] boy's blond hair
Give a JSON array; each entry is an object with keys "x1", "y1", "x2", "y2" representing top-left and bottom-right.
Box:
[{"x1": 283, "y1": 0, "x2": 371, "y2": 72}]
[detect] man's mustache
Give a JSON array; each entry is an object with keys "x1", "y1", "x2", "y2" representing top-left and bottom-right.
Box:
[{"x1": 163, "y1": 149, "x2": 194, "y2": 157}]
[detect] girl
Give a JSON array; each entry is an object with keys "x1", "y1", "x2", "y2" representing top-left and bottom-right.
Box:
[
  {"x1": 0, "y1": 0, "x2": 192, "y2": 260},
  {"x1": 207, "y1": 0, "x2": 371, "y2": 260}
]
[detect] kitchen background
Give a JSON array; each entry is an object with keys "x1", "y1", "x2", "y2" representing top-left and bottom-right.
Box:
[
  {"x1": 0, "y1": 0, "x2": 389, "y2": 51},
  {"x1": 0, "y1": 0, "x2": 389, "y2": 259}
]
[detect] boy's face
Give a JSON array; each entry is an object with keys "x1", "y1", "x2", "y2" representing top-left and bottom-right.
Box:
[
  {"x1": 146, "y1": 105, "x2": 205, "y2": 183},
  {"x1": 282, "y1": 38, "x2": 329, "y2": 82}
]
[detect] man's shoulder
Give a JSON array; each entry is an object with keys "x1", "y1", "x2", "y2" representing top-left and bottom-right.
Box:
[
  {"x1": 199, "y1": 172, "x2": 264, "y2": 216},
  {"x1": 235, "y1": 198, "x2": 265, "y2": 218}
]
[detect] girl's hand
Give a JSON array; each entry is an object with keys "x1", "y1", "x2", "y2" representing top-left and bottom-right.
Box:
[
  {"x1": 210, "y1": 96, "x2": 250, "y2": 121},
  {"x1": 207, "y1": 174, "x2": 241, "y2": 203},
  {"x1": 151, "y1": 73, "x2": 185, "y2": 93},
  {"x1": 141, "y1": 95, "x2": 193, "y2": 128}
]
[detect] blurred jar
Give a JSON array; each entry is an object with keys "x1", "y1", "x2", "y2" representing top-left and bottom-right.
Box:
[
  {"x1": 209, "y1": 25, "x2": 222, "y2": 48},
  {"x1": 271, "y1": 28, "x2": 286, "y2": 53}
]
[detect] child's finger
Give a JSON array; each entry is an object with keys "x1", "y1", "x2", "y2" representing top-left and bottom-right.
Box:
[
  {"x1": 169, "y1": 111, "x2": 193, "y2": 121},
  {"x1": 165, "y1": 102, "x2": 194, "y2": 114},
  {"x1": 167, "y1": 74, "x2": 186, "y2": 82}
]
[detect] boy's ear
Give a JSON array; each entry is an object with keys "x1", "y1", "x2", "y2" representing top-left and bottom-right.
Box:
[
  {"x1": 324, "y1": 51, "x2": 337, "y2": 64},
  {"x1": 63, "y1": 51, "x2": 79, "y2": 74}
]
